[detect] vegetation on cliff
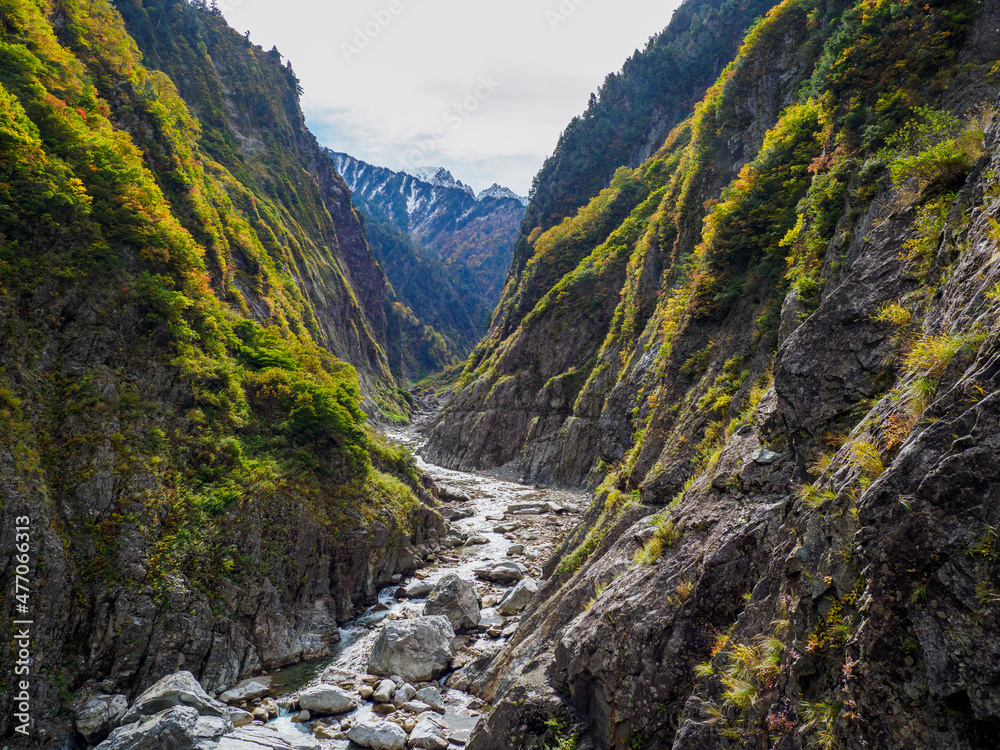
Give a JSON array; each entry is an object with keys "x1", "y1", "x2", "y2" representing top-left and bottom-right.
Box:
[
  {"x1": 429, "y1": 0, "x2": 1000, "y2": 747},
  {"x1": 0, "y1": 0, "x2": 437, "y2": 740}
]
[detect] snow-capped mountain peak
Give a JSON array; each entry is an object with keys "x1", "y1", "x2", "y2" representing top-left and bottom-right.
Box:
[
  {"x1": 477, "y1": 183, "x2": 528, "y2": 206},
  {"x1": 406, "y1": 166, "x2": 475, "y2": 198}
]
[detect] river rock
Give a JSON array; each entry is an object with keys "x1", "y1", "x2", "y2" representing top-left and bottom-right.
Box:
[
  {"x1": 497, "y1": 577, "x2": 539, "y2": 614},
  {"x1": 440, "y1": 506, "x2": 474, "y2": 521},
  {"x1": 466, "y1": 535, "x2": 490, "y2": 545},
  {"x1": 505, "y1": 501, "x2": 546, "y2": 515},
  {"x1": 291, "y1": 710, "x2": 311, "y2": 723},
  {"x1": 401, "y1": 699, "x2": 431, "y2": 713},
  {"x1": 368, "y1": 616, "x2": 455, "y2": 682},
  {"x1": 252, "y1": 707, "x2": 269, "y2": 722},
  {"x1": 96, "y1": 705, "x2": 230, "y2": 750},
  {"x1": 230, "y1": 709, "x2": 253, "y2": 728},
  {"x1": 313, "y1": 723, "x2": 340, "y2": 740},
  {"x1": 218, "y1": 679, "x2": 271, "y2": 705},
  {"x1": 438, "y1": 485, "x2": 472, "y2": 503},
  {"x1": 473, "y1": 561, "x2": 528, "y2": 584},
  {"x1": 359, "y1": 685, "x2": 375, "y2": 700},
  {"x1": 121, "y1": 671, "x2": 228, "y2": 724},
  {"x1": 319, "y1": 665, "x2": 357, "y2": 686},
  {"x1": 260, "y1": 697, "x2": 279, "y2": 719},
  {"x1": 409, "y1": 715, "x2": 449, "y2": 750},
  {"x1": 403, "y1": 580, "x2": 434, "y2": 598},
  {"x1": 392, "y1": 682, "x2": 416, "y2": 702},
  {"x1": 423, "y1": 574, "x2": 481, "y2": 631},
  {"x1": 373, "y1": 678, "x2": 396, "y2": 703},
  {"x1": 346, "y1": 720, "x2": 408, "y2": 750},
  {"x1": 507, "y1": 544, "x2": 525, "y2": 555},
  {"x1": 75, "y1": 694, "x2": 128, "y2": 744},
  {"x1": 414, "y1": 686, "x2": 445, "y2": 713},
  {"x1": 298, "y1": 684, "x2": 356, "y2": 715}
]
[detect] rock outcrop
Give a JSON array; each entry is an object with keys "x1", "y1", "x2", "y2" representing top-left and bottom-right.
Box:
[
  {"x1": 0, "y1": 0, "x2": 443, "y2": 744},
  {"x1": 423, "y1": 0, "x2": 1000, "y2": 749}
]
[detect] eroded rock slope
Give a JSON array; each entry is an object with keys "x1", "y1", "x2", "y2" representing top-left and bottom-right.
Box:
[{"x1": 429, "y1": 0, "x2": 1000, "y2": 747}]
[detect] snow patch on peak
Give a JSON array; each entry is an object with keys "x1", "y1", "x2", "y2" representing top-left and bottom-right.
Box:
[
  {"x1": 477, "y1": 183, "x2": 528, "y2": 206},
  {"x1": 406, "y1": 167, "x2": 475, "y2": 198}
]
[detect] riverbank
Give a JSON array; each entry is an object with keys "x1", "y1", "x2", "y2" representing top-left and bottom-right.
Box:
[{"x1": 81, "y1": 416, "x2": 586, "y2": 749}]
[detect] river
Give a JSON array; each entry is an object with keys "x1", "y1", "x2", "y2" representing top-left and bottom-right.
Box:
[{"x1": 260, "y1": 417, "x2": 586, "y2": 748}]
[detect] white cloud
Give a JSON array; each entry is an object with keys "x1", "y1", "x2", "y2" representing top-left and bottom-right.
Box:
[{"x1": 222, "y1": 0, "x2": 681, "y2": 195}]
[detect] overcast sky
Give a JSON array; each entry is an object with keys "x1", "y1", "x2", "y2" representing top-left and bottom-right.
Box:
[{"x1": 220, "y1": 0, "x2": 682, "y2": 195}]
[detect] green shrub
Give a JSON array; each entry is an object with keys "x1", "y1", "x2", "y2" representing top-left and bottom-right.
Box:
[{"x1": 883, "y1": 107, "x2": 988, "y2": 196}]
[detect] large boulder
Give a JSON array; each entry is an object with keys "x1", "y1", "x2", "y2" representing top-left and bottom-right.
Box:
[
  {"x1": 94, "y1": 671, "x2": 305, "y2": 750},
  {"x1": 218, "y1": 679, "x2": 271, "y2": 705},
  {"x1": 96, "y1": 705, "x2": 230, "y2": 750},
  {"x1": 402, "y1": 580, "x2": 434, "y2": 599},
  {"x1": 438, "y1": 485, "x2": 472, "y2": 503},
  {"x1": 120, "y1": 672, "x2": 228, "y2": 724},
  {"x1": 346, "y1": 720, "x2": 408, "y2": 750},
  {"x1": 368, "y1": 616, "x2": 455, "y2": 683},
  {"x1": 423, "y1": 574, "x2": 481, "y2": 631},
  {"x1": 439, "y1": 506, "x2": 474, "y2": 521},
  {"x1": 75, "y1": 694, "x2": 128, "y2": 744},
  {"x1": 473, "y1": 561, "x2": 527, "y2": 584},
  {"x1": 409, "y1": 714, "x2": 449, "y2": 750},
  {"x1": 297, "y1": 684, "x2": 355, "y2": 715},
  {"x1": 497, "y1": 577, "x2": 539, "y2": 615}
]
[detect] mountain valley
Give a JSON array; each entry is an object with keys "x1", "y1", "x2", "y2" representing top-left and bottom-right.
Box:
[{"x1": 2, "y1": 0, "x2": 1000, "y2": 747}]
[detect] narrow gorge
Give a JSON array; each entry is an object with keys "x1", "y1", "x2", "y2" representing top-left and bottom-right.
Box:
[{"x1": 2, "y1": 0, "x2": 1000, "y2": 748}]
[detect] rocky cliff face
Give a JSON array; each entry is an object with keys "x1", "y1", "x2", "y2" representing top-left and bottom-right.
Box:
[
  {"x1": 113, "y1": 0, "x2": 401, "y2": 404},
  {"x1": 0, "y1": 0, "x2": 440, "y2": 744},
  {"x1": 426, "y1": 0, "x2": 1000, "y2": 747},
  {"x1": 505, "y1": 0, "x2": 782, "y2": 316},
  {"x1": 425, "y1": 0, "x2": 829, "y2": 486}
]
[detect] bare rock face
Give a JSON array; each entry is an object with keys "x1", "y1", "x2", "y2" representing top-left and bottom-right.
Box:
[
  {"x1": 120, "y1": 672, "x2": 228, "y2": 725},
  {"x1": 74, "y1": 694, "x2": 128, "y2": 744},
  {"x1": 368, "y1": 617, "x2": 455, "y2": 683},
  {"x1": 96, "y1": 705, "x2": 230, "y2": 750},
  {"x1": 444, "y1": 7, "x2": 1000, "y2": 750},
  {"x1": 423, "y1": 574, "x2": 481, "y2": 631}
]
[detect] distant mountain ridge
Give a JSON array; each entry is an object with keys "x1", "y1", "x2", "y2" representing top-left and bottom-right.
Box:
[
  {"x1": 330, "y1": 152, "x2": 527, "y2": 251},
  {"x1": 328, "y1": 151, "x2": 527, "y2": 373}
]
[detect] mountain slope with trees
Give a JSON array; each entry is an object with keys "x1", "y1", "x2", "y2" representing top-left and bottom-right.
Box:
[
  {"x1": 0, "y1": 0, "x2": 443, "y2": 742},
  {"x1": 331, "y1": 152, "x2": 526, "y2": 376},
  {"x1": 423, "y1": 0, "x2": 1000, "y2": 747}
]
